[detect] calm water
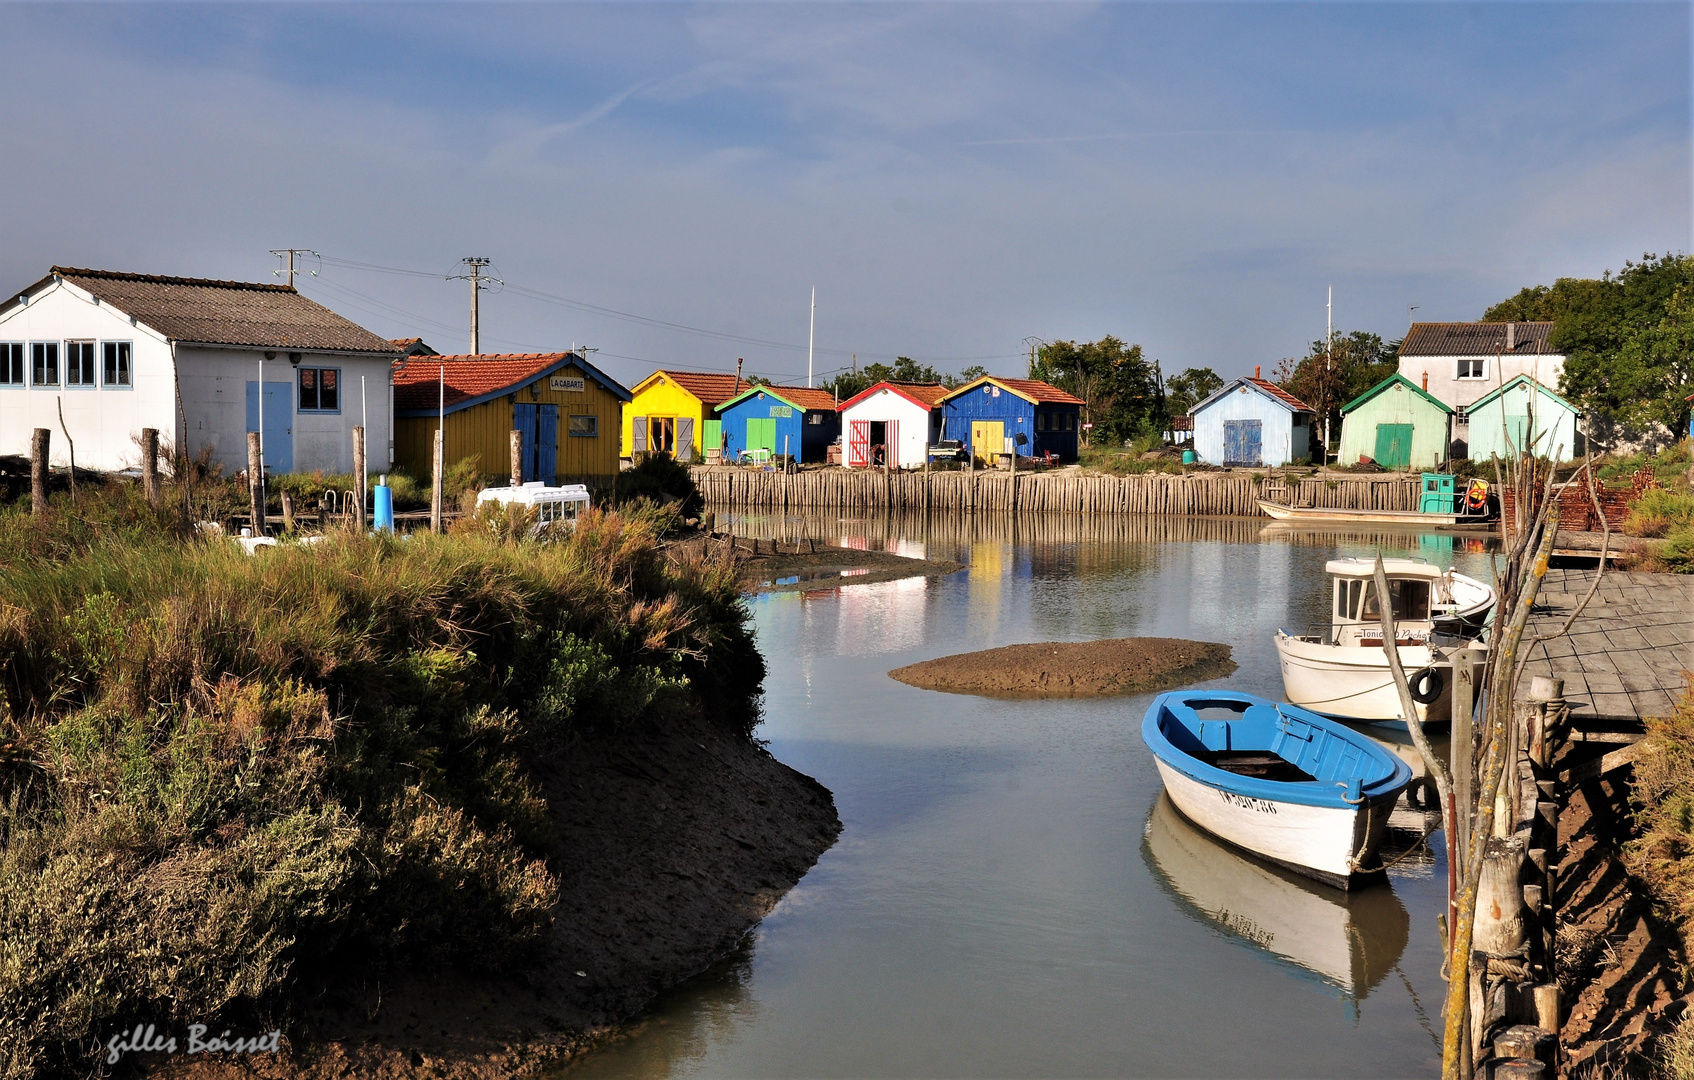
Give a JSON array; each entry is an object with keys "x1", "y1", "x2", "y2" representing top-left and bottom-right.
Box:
[{"x1": 564, "y1": 515, "x2": 1497, "y2": 1079}]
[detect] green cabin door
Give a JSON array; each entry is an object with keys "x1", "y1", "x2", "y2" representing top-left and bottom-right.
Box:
[
  {"x1": 1504, "y1": 415, "x2": 1530, "y2": 457},
  {"x1": 746, "y1": 417, "x2": 778, "y2": 457},
  {"x1": 1373, "y1": 423, "x2": 1413, "y2": 470}
]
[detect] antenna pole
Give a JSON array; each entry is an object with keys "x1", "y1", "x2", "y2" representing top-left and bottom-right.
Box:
[
  {"x1": 808, "y1": 287, "x2": 816, "y2": 388},
  {"x1": 269, "y1": 248, "x2": 317, "y2": 288},
  {"x1": 1324, "y1": 286, "x2": 1333, "y2": 467}
]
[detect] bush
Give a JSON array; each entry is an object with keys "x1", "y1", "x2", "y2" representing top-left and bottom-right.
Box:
[
  {"x1": 0, "y1": 493, "x2": 760, "y2": 1078},
  {"x1": 1626, "y1": 489, "x2": 1694, "y2": 539},
  {"x1": 1625, "y1": 681, "x2": 1694, "y2": 932},
  {"x1": 614, "y1": 453, "x2": 702, "y2": 516}
]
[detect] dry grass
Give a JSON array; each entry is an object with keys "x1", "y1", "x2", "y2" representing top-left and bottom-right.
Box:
[{"x1": 0, "y1": 488, "x2": 761, "y2": 1079}]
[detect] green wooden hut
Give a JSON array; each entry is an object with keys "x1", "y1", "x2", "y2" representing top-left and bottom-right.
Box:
[
  {"x1": 1465, "y1": 375, "x2": 1582, "y2": 463},
  {"x1": 1337, "y1": 374, "x2": 1453, "y2": 470}
]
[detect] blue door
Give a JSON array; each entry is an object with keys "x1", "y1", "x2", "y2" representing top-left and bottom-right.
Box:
[
  {"x1": 513, "y1": 404, "x2": 558, "y2": 484},
  {"x1": 1223, "y1": 419, "x2": 1262, "y2": 466},
  {"x1": 245, "y1": 380, "x2": 294, "y2": 473}
]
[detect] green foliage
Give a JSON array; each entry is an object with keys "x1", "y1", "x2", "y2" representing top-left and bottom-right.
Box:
[
  {"x1": 1272, "y1": 331, "x2": 1399, "y2": 457},
  {"x1": 1625, "y1": 489, "x2": 1694, "y2": 539},
  {"x1": 821, "y1": 357, "x2": 984, "y2": 401},
  {"x1": 614, "y1": 453, "x2": 702, "y2": 516},
  {"x1": 0, "y1": 494, "x2": 761, "y2": 1078},
  {"x1": 1033, "y1": 337, "x2": 1163, "y2": 447},
  {"x1": 1165, "y1": 366, "x2": 1224, "y2": 416},
  {"x1": 1486, "y1": 253, "x2": 1694, "y2": 446}
]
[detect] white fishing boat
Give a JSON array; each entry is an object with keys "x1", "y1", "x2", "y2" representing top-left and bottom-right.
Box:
[
  {"x1": 1274, "y1": 558, "x2": 1492, "y2": 724},
  {"x1": 1142, "y1": 691, "x2": 1413, "y2": 889}
]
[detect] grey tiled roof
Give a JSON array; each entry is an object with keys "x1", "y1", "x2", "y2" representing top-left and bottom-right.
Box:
[
  {"x1": 1400, "y1": 321, "x2": 1558, "y2": 357},
  {"x1": 40, "y1": 267, "x2": 397, "y2": 353}
]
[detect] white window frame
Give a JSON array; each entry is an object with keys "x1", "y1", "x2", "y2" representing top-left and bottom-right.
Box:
[
  {"x1": 65, "y1": 340, "x2": 97, "y2": 388},
  {"x1": 102, "y1": 341, "x2": 133, "y2": 388},
  {"x1": 30, "y1": 341, "x2": 59, "y2": 387},
  {"x1": 0, "y1": 342, "x2": 23, "y2": 387},
  {"x1": 1453, "y1": 404, "x2": 1469, "y2": 427},
  {"x1": 1456, "y1": 357, "x2": 1486, "y2": 380}
]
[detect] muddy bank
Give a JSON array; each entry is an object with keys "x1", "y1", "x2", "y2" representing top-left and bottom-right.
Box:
[
  {"x1": 666, "y1": 530, "x2": 965, "y2": 593},
  {"x1": 147, "y1": 711, "x2": 841, "y2": 1080},
  {"x1": 889, "y1": 638, "x2": 1235, "y2": 699}
]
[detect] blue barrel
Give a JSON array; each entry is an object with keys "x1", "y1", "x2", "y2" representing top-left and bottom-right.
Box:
[
  {"x1": 1181, "y1": 449, "x2": 1196, "y2": 465},
  {"x1": 372, "y1": 484, "x2": 394, "y2": 532}
]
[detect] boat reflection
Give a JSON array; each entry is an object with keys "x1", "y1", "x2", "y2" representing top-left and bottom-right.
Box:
[{"x1": 1141, "y1": 793, "x2": 1410, "y2": 1002}]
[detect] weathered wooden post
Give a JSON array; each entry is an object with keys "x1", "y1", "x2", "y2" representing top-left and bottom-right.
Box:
[
  {"x1": 510, "y1": 429, "x2": 523, "y2": 488},
  {"x1": 141, "y1": 427, "x2": 161, "y2": 507},
  {"x1": 30, "y1": 428, "x2": 50, "y2": 515},
  {"x1": 280, "y1": 490, "x2": 295, "y2": 533},
  {"x1": 352, "y1": 424, "x2": 367, "y2": 529},
  {"x1": 246, "y1": 431, "x2": 266, "y2": 537},
  {"x1": 431, "y1": 429, "x2": 445, "y2": 534}
]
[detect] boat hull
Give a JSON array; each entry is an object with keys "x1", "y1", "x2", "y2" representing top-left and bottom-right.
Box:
[
  {"x1": 1257, "y1": 499, "x2": 1463, "y2": 525},
  {"x1": 1275, "y1": 631, "x2": 1487, "y2": 724},
  {"x1": 1153, "y1": 758, "x2": 1398, "y2": 889}
]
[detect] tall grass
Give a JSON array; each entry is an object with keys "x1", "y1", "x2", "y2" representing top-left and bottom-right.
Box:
[{"x1": 0, "y1": 489, "x2": 761, "y2": 1079}]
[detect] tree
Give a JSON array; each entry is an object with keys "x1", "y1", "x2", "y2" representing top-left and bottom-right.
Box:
[
  {"x1": 1032, "y1": 337, "x2": 1164, "y2": 446},
  {"x1": 1165, "y1": 367, "x2": 1224, "y2": 416},
  {"x1": 1486, "y1": 253, "x2": 1694, "y2": 446},
  {"x1": 1273, "y1": 331, "x2": 1399, "y2": 460},
  {"x1": 822, "y1": 357, "x2": 984, "y2": 401}
]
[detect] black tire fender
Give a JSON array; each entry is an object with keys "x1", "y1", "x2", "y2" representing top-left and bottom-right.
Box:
[{"x1": 1410, "y1": 666, "x2": 1444, "y2": 705}]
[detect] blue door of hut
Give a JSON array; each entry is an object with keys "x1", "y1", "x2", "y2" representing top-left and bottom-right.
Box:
[
  {"x1": 514, "y1": 404, "x2": 558, "y2": 484},
  {"x1": 1223, "y1": 420, "x2": 1261, "y2": 466},
  {"x1": 245, "y1": 380, "x2": 294, "y2": 474}
]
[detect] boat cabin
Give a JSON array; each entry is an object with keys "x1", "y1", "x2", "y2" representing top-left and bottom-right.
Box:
[
  {"x1": 476, "y1": 481, "x2": 592, "y2": 530},
  {"x1": 1326, "y1": 558, "x2": 1449, "y2": 646}
]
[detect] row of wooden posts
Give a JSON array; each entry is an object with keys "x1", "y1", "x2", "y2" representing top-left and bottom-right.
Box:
[
  {"x1": 693, "y1": 466, "x2": 1423, "y2": 516},
  {"x1": 26, "y1": 425, "x2": 162, "y2": 514}
]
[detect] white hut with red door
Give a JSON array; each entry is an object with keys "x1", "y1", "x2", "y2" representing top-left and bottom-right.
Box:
[{"x1": 837, "y1": 381, "x2": 949, "y2": 468}]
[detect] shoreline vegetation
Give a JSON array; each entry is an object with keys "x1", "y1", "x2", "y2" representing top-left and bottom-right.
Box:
[{"x1": 0, "y1": 470, "x2": 840, "y2": 1080}]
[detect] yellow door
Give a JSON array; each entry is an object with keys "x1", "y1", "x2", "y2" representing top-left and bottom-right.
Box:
[{"x1": 971, "y1": 421, "x2": 1004, "y2": 467}]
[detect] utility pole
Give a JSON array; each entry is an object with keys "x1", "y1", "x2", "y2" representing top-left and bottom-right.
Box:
[
  {"x1": 807, "y1": 287, "x2": 818, "y2": 388},
  {"x1": 1022, "y1": 336, "x2": 1045, "y2": 379},
  {"x1": 269, "y1": 249, "x2": 318, "y2": 288},
  {"x1": 449, "y1": 257, "x2": 497, "y2": 355},
  {"x1": 734, "y1": 357, "x2": 744, "y2": 397},
  {"x1": 1324, "y1": 286, "x2": 1333, "y2": 467}
]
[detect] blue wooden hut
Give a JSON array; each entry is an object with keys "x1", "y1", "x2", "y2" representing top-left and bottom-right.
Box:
[
  {"x1": 1189, "y1": 374, "x2": 1315, "y2": 467},
  {"x1": 938, "y1": 376, "x2": 1084, "y2": 465},
  {"x1": 715, "y1": 384, "x2": 841, "y2": 463}
]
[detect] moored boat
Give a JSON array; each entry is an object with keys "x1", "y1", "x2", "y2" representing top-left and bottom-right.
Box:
[
  {"x1": 1275, "y1": 557, "x2": 1492, "y2": 724},
  {"x1": 1142, "y1": 691, "x2": 1413, "y2": 889}
]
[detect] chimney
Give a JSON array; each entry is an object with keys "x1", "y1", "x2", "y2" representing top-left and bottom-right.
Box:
[
  {"x1": 1506, "y1": 322, "x2": 1515, "y2": 351},
  {"x1": 1254, "y1": 365, "x2": 1261, "y2": 379},
  {"x1": 1422, "y1": 371, "x2": 1429, "y2": 392},
  {"x1": 734, "y1": 357, "x2": 744, "y2": 397}
]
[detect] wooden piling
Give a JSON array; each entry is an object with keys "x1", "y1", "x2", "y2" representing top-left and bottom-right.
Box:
[
  {"x1": 510, "y1": 429, "x2": 523, "y2": 488},
  {"x1": 353, "y1": 425, "x2": 367, "y2": 529},
  {"x1": 141, "y1": 427, "x2": 160, "y2": 507},
  {"x1": 246, "y1": 431, "x2": 265, "y2": 537},
  {"x1": 281, "y1": 490, "x2": 295, "y2": 533},
  {"x1": 431, "y1": 429, "x2": 445, "y2": 534},
  {"x1": 30, "y1": 428, "x2": 49, "y2": 515}
]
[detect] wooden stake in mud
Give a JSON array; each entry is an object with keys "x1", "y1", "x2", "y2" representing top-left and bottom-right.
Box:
[
  {"x1": 281, "y1": 490, "x2": 295, "y2": 533},
  {"x1": 30, "y1": 428, "x2": 49, "y2": 514},
  {"x1": 247, "y1": 431, "x2": 266, "y2": 537},
  {"x1": 141, "y1": 427, "x2": 161, "y2": 507},
  {"x1": 431, "y1": 429, "x2": 445, "y2": 534},
  {"x1": 510, "y1": 429, "x2": 523, "y2": 488},
  {"x1": 353, "y1": 425, "x2": 367, "y2": 529}
]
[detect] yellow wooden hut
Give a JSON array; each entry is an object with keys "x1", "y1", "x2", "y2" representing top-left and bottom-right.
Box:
[
  {"x1": 620, "y1": 369, "x2": 746, "y2": 461},
  {"x1": 393, "y1": 353, "x2": 631, "y2": 486}
]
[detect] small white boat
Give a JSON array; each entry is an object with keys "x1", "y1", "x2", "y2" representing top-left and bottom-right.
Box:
[
  {"x1": 475, "y1": 481, "x2": 591, "y2": 532},
  {"x1": 1142, "y1": 691, "x2": 1413, "y2": 889},
  {"x1": 1141, "y1": 793, "x2": 1410, "y2": 999},
  {"x1": 1257, "y1": 499, "x2": 1468, "y2": 525},
  {"x1": 1275, "y1": 558, "x2": 1491, "y2": 724}
]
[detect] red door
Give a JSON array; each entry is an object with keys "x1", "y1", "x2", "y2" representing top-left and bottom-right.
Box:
[
  {"x1": 848, "y1": 419, "x2": 870, "y2": 467},
  {"x1": 885, "y1": 419, "x2": 898, "y2": 468}
]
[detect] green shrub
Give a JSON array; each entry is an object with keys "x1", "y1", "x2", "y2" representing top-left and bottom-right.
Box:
[
  {"x1": 1626, "y1": 489, "x2": 1694, "y2": 539},
  {"x1": 615, "y1": 453, "x2": 702, "y2": 516},
  {"x1": 0, "y1": 494, "x2": 760, "y2": 1078}
]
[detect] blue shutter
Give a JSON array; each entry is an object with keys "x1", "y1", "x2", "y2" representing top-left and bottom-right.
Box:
[{"x1": 537, "y1": 405, "x2": 558, "y2": 484}]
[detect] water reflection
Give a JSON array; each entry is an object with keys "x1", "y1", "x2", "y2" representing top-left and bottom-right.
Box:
[{"x1": 1141, "y1": 794, "x2": 1410, "y2": 1004}]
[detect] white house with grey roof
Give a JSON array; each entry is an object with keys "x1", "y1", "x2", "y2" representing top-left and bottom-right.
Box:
[
  {"x1": 1396, "y1": 321, "x2": 1565, "y2": 458},
  {"x1": 0, "y1": 267, "x2": 398, "y2": 475}
]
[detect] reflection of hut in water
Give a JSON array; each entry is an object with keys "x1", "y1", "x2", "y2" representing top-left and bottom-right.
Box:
[{"x1": 1140, "y1": 794, "x2": 1409, "y2": 1003}]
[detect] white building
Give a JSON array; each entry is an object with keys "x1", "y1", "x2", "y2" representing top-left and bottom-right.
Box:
[
  {"x1": 837, "y1": 381, "x2": 948, "y2": 468},
  {"x1": 1396, "y1": 322, "x2": 1564, "y2": 459},
  {"x1": 0, "y1": 267, "x2": 397, "y2": 475}
]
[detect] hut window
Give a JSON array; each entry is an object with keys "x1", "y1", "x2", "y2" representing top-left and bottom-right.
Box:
[
  {"x1": 0, "y1": 343, "x2": 22, "y2": 385},
  {"x1": 299, "y1": 367, "x2": 340, "y2": 412},
  {"x1": 1457, "y1": 357, "x2": 1485, "y2": 380},
  {"x1": 31, "y1": 342, "x2": 59, "y2": 386},
  {"x1": 102, "y1": 342, "x2": 131, "y2": 387},
  {"x1": 807, "y1": 412, "x2": 823, "y2": 425},
  {"x1": 65, "y1": 342, "x2": 96, "y2": 386},
  {"x1": 568, "y1": 414, "x2": 598, "y2": 437},
  {"x1": 1065, "y1": 414, "x2": 1076, "y2": 431}
]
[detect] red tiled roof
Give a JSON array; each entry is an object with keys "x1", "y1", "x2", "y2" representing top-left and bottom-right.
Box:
[
  {"x1": 1248, "y1": 377, "x2": 1314, "y2": 412},
  {"x1": 1401, "y1": 321, "x2": 1557, "y2": 357},
  {"x1": 837, "y1": 381, "x2": 949, "y2": 412},
  {"x1": 392, "y1": 354, "x2": 570, "y2": 412},
  {"x1": 993, "y1": 377, "x2": 1085, "y2": 405},
  {"x1": 41, "y1": 267, "x2": 395, "y2": 353},
  {"x1": 643, "y1": 370, "x2": 746, "y2": 406},
  {"x1": 772, "y1": 386, "x2": 840, "y2": 411}
]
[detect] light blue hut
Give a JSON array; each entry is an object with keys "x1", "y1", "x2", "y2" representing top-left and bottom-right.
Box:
[
  {"x1": 1464, "y1": 375, "x2": 1583, "y2": 462},
  {"x1": 1189, "y1": 374, "x2": 1315, "y2": 467}
]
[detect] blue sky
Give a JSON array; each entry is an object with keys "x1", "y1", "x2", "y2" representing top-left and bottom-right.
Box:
[{"x1": 2, "y1": 3, "x2": 1687, "y2": 387}]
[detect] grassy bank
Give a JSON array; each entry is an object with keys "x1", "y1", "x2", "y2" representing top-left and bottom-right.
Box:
[
  {"x1": 0, "y1": 484, "x2": 761, "y2": 1079},
  {"x1": 1620, "y1": 439, "x2": 1694, "y2": 572}
]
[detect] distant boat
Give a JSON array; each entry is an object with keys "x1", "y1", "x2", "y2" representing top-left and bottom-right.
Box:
[
  {"x1": 1142, "y1": 691, "x2": 1412, "y2": 889},
  {"x1": 1275, "y1": 557, "x2": 1492, "y2": 724},
  {"x1": 1141, "y1": 793, "x2": 1410, "y2": 1001},
  {"x1": 1257, "y1": 500, "x2": 1468, "y2": 525}
]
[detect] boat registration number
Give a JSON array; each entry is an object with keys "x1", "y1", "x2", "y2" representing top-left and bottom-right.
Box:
[{"x1": 1217, "y1": 790, "x2": 1278, "y2": 815}]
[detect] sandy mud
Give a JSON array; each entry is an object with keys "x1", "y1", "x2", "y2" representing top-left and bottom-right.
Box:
[{"x1": 888, "y1": 637, "x2": 1235, "y2": 699}]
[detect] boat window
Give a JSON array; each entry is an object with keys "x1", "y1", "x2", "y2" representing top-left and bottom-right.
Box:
[
  {"x1": 1337, "y1": 579, "x2": 1364, "y2": 620},
  {"x1": 1359, "y1": 579, "x2": 1432, "y2": 622}
]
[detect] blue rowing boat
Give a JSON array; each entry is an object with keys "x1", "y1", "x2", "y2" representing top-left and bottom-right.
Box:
[{"x1": 1142, "y1": 690, "x2": 1413, "y2": 889}]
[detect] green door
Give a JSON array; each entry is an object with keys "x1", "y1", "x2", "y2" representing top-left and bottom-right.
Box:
[
  {"x1": 746, "y1": 417, "x2": 777, "y2": 457},
  {"x1": 1373, "y1": 423, "x2": 1413, "y2": 470},
  {"x1": 1504, "y1": 415, "x2": 1530, "y2": 457}
]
